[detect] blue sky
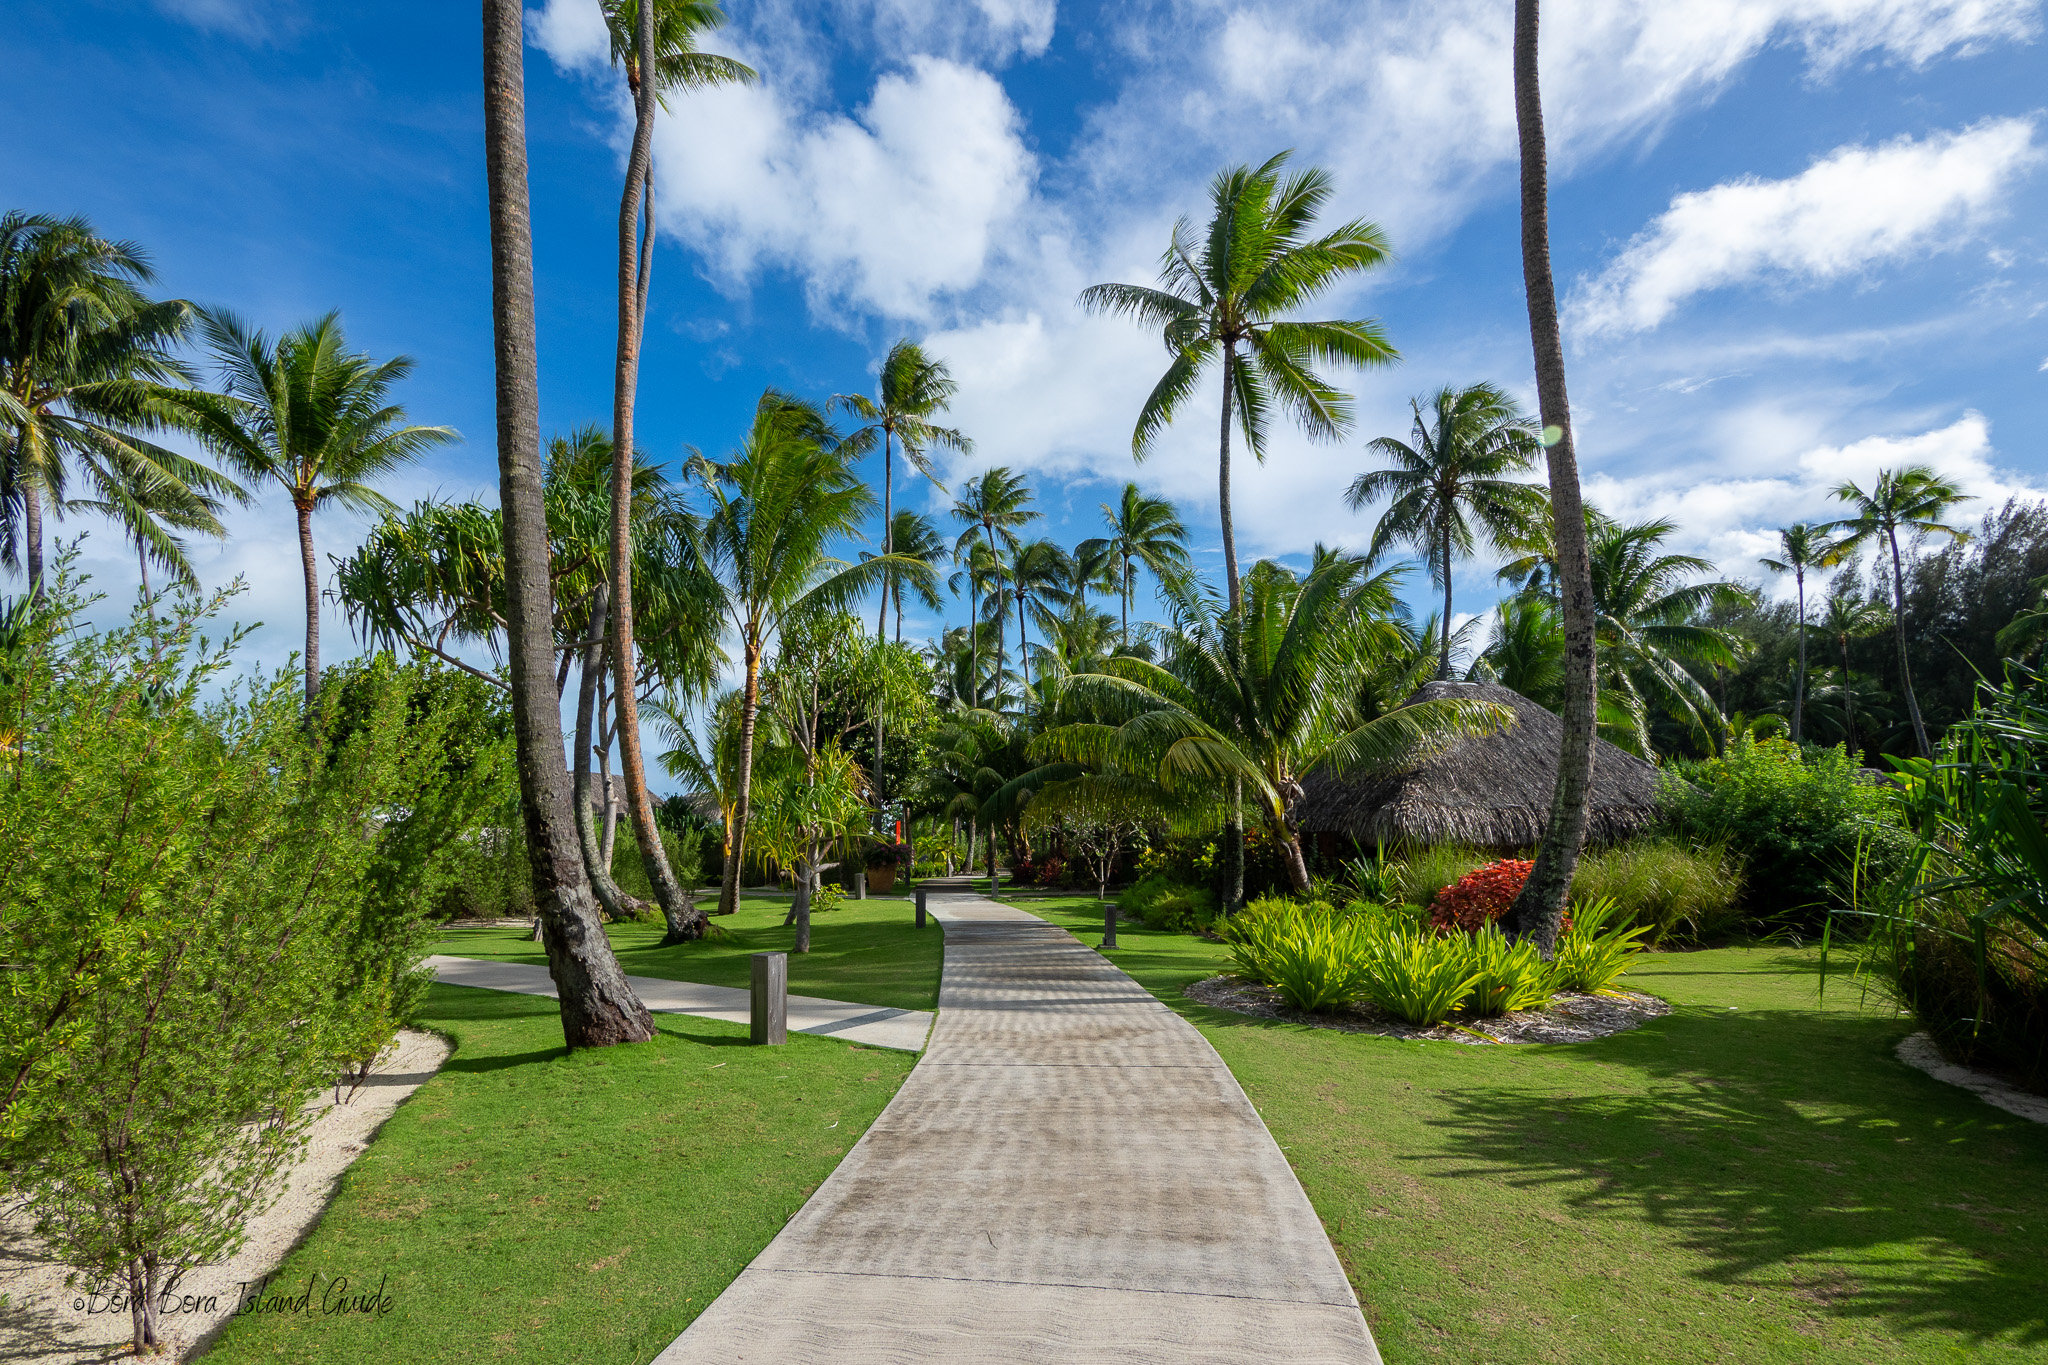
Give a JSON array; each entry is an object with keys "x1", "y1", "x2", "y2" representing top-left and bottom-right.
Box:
[{"x1": 6, "y1": 1, "x2": 2048, "y2": 759}]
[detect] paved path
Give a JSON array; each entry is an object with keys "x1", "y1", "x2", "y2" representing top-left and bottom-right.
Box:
[
  {"x1": 651, "y1": 892, "x2": 1381, "y2": 1364},
  {"x1": 424, "y1": 956, "x2": 934, "y2": 1053}
]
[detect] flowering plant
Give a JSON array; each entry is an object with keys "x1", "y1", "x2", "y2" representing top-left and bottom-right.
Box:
[{"x1": 1427, "y1": 858, "x2": 1549, "y2": 934}]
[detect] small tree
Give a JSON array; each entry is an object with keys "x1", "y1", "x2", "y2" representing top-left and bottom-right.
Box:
[{"x1": 1067, "y1": 815, "x2": 1140, "y2": 901}]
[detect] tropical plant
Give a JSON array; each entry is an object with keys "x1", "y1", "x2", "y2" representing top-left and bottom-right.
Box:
[
  {"x1": 179, "y1": 310, "x2": 455, "y2": 705},
  {"x1": 1348, "y1": 383, "x2": 1544, "y2": 678},
  {"x1": 0, "y1": 212, "x2": 230, "y2": 600},
  {"x1": 1469, "y1": 592, "x2": 1565, "y2": 708},
  {"x1": 1505, "y1": 0, "x2": 1601, "y2": 957},
  {"x1": 1547, "y1": 896, "x2": 1650, "y2": 993},
  {"x1": 949, "y1": 466, "x2": 1038, "y2": 706},
  {"x1": 1076, "y1": 482, "x2": 1191, "y2": 649},
  {"x1": 480, "y1": 0, "x2": 654, "y2": 1047},
  {"x1": 1820, "y1": 591, "x2": 1892, "y2": 755},
  {"x1": 1428, "y1": 858, "x2": 1536, "y2": 934},
  {"x1": 864, "y1": 509, "x2": 947, "y2": 643},
  {"x1": 1355, "y1": 925, "x2": 1482, "y2": 1025},
  {"x1": 63, "y1": 458, "x2": 227, "y2": 600},
  {"x1": 1079, "y1": 151, "x2": 1397, "y2": 611},
  {"x1": 1759, "y1": 522, "x2": 1847, "y2": 743},
  {"x1": 1461, "y1": 925, "x2": 1554, "y2": 1017},
  {"x1": 999, "y1": 536, "x2": 1075, "y2": 697},
  {"x1": 1828, "y1": 465, "x2": 1973, "y2": 757}
]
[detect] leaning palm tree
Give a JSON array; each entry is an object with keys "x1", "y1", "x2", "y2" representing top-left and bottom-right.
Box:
[
  {"x1": 1821, "y1": 591, "x2": 1892, "y2": 757},
  {"x1": 1348, "y1": 383, "x2": 1544, "y2": 678},
  {"x1": 1076, "y1": 482, "x2": 1191, "y2": 649},
  {"x1": 864, "y1": 508, "x2": 947, "y2": 643},
  {"x1": 181, "y1": 310, "x2": 455, "y2": 705},
  {"x1": 479, "y1": 0, "x2": 653, "y2": 1048},
  {"x1": 64, "y1": 461, "x2": 227, "y2": 601},
  {"x1": 1827, "y1": 465, "x2": 1973, "y2": 757},
  {"x1": 1758, "y1": 521, "x2": 1845, "y2": 743},
  {"x1": 0, "y1": 211, "x2": 228, "y2": 599},
  {"x1": 949, "y1": 466, "x2": 1038, "y2": 708},
  {"x1": 1079, "y1": 152, "x2": 1397, "y2": 613},
  {"x1": 834, "y1": 338, "x2": 972, "y2": 636},
  {"x1": 1504, "y1": 0, "x2": 1600, "y2": 955},
  {"x1": 603, "y1": 0, "x2": 755, "y2": 951},
  {"x1": 692, "y1": 390, "x2": 935, "y2": 917}
]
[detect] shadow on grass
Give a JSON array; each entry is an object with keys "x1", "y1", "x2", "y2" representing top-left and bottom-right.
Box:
[{"x1": 1421, "y1": 1006, "x2": 2048, "y2": 1346}]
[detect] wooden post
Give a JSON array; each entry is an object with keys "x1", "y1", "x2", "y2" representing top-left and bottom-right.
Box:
[
  {"x1": 1102, "y1": 902, "x2": 1119, "y2": 950},
  {"x1": 750, "y1": 952, "x2": 787, "y2": 1045},
  {"x1": 915, "y1": 887, "x2": 928, "y2": 929}
]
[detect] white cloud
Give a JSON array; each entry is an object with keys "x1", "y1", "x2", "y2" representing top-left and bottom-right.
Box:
[
  {"x1": 529, "y1": 0, "x2": 612, "y2": 73},
  {"x1": 1573, "y1": 118, "x2": 2043, "y2": 334},
  {"x1": 152, "y1": 0, "x2": 300, "y2": 41}
]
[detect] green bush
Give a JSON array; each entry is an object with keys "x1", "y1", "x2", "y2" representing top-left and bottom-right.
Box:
[
  {"x1": 1121, "y1": 873, "x2": 1219, "y2": 932},
  {"x1": 1356, "y1": 926, "x2": 1482, "y2": 1026},
  {"x1": 1460, "y1": 926, "x2": 1554, "y2": 1017},
  {"x1": 1663, "y1": 734, "x2": 1907, "y2": 931},
  {"x1": 1571, "y1": 837, "x2": 1744, "y2": 944},
  {"x1": 1549, "y1": 897, "x2": 1652, "y2": 993}
]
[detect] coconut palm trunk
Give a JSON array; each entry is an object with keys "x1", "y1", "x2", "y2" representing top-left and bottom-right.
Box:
[
  {"x1": 1886, "y1": 526, "x2": 1930, "y2": 757},
  {"x1": 1440, "y1": 520, "x2": 1455, "y2": 679},
  {"x1": 608, "y1": 0, "x2": 699, "y2": 944},
  {"x1": 718, "y1": 639, "x2": 765, "y2": 916},
  {"x1": 1792, "y1": 566, "x2": 1808, "y2": 742},
  {"x1": 21, "y1": 479, "x2": 43, "y2": 601},
  {"x1": 573, "y1": 582, "x2": 636, "y2": 919},
  {"x1": 483, "y1": 0, "x2": 653, "y2": 1048},
  {"x1": 1217, "y1": 342, "x2": 1241, "y2": 613},
  {"x1": 294, "y1": 497, "x2": 321, "y2": 704},
  {"x1": 1506, "y1": 0, "x2": 1596, "y2": 957}
]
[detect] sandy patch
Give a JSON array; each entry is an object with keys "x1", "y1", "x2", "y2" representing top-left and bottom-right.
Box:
[
  {"x1": 1184, "y1": 973, "x2": 1670, "y2": 1044},
  {"x1": 0, "y1": 1028, "x2": 451, "y2": 1363},
  {"x1": 1896, "y1": 1031, "x2": 2048, "y2": 1125}
]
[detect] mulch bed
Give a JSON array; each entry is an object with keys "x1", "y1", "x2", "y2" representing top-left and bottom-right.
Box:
[{"x1": 1183, "y1": 973, "x2": 1671, "y2": 1045}]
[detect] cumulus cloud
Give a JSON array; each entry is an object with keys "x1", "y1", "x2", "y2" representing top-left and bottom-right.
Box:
[{"x1": 1572, "y1": 118, "x2": 2043, "y2": 334}]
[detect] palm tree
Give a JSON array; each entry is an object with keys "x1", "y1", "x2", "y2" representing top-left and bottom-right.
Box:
[
  {"x1": 1827, "y1": 465, "x2": 1973, "y2": 757},
  {"x1": 1037, "y1": 559, "x2": 1508, "y2": 891},
  {"x1": 1821, "y1": 591, "x2": 1892, "y2": 757},
  {"x1": 1079, "y1": 152, "x2": 1397, "y2": 613},
  {"x1": 864, "y1": 508, "x2": 946, "y2": 643},
  {"x1": 480, "y1": 0, "x2": 654, "y2": 1048},
  {"x1": 945, "y1": 542, "x2": 1007, "y2": 706},
  {"x1": 949, "y1": 466, "x2": 1038, "y2": 708},
  {"x1": 1348, "y1": 383, "x2": 1544, "y2": 678},
  {"x1": 834, "y1": 338, "x2": 972, "y2": 636},
  {"x1": 181, "y1": 310, "x2": 454, "y2": 706},
  {"x1": 1505, "y1": 0, "x2": 1599, "y2": 955},
  {"x1": 1002, "y1": 537, "x2": 1075, "y2": 697},
  {"x1": 692, "y1": 390, "x2": 935, "y2": 917},
  {"x1": 1758, "y1": 521, "x2": 1845, "y2": 743},
  {"x1": 0, "y1": 212, "x2": 228, "y2": 599},
  {"x1": 1469, "y1": 593, "x2": 1564, "y2": 710},
  {"x1": 1076, "y1": 482, "x2": 1191, "y2": 649},
  {"x1": 64, "y1": 461, "x2": 227, "y2": 602}
]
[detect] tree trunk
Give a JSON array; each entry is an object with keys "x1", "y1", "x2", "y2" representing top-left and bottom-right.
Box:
[
  {"x1": 1840, "y1": 637, "x2": 1858, "y2": 758},
  {"x1": 572, "y1": 584, "x2": 637, "y2": 920},
  {"x1": 483, "y1": 0, "x2": 653, "y2": 1048},
  {"x1": 1224, "y1": 779, "x2": 1244, "y2": 914},
  {"x1": 1279, "y1": 825, "x2": 1312, "y2": 894},
  {"x1": 296, "y1": 498, "x2": 321, "y2": 707},
  {"x1": 1440, "y1": 520, "x2": 1455, "y2": 679},
  {"x1": 1121, "y1": 561, "x2": 1131, "y2": 648},
  {"x1": 1503, "y1": 0, "x2": 1595, "y2": 960},
  {"x1": 126, "y1": 1255, "x2": 161, "y2": 1355},
  {"x1": 877, "y1": 428, "x2": 893, "y2": 637},
  {"x1": 967, "y1": 820, "x2": 978, "y2": 875},
  {"x1": 22, "y1": 480, "x2": 43, "y2": 603},
  {"x1": 1889, "y1": 528, "x2": 1931, "y2": 757},
  {"x1": 793, "y1": 849, "x2": 814, "y2": 953},
  {"x1": 1218, "y1": 342, "x2": 1241, "y2": 615},
  {"x1": 1792, "y1": 569, "x2": 1806, "y2": 743},
  {"x1": 719, "y1": 640, "x2": 764, "y2": 916}
]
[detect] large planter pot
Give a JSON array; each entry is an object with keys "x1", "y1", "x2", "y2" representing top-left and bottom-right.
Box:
[{"x1": 868, "y1": 863, "x2": 896, "y2": 893}]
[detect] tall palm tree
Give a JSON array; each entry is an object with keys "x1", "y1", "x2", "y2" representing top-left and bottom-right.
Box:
[
  {"x1": 949, "y1": 466, "x2": 1038, "y2": 709},
  {"x1": 1000, "y1": 537, "x2": 1075, "y2": 700},
  {"x1": 1079, "y1": 152, "x2": 1397, "y2": 614},
  {"x1": 1758, "y1": 521, "x2": 1845, "y2": 743},
  {"x1": 1506, "y1": 0, "x2": 1599, "y2": 956},
  {"x1": 864, "y1": 508, "x2": 946, "y2": 643},
  {"x1": 1077, "y1": 481, "x2": 1191, "y2": 649},
  {"x1": 1469, "y1": 593, "x2": 1565, "y2": 710},
  {"x1": 834, "y1": 338, "x2": 972, "y2": 636},
  {"x1": 181, "y1": 310, "x2": 454, "y2": 706},
  {"x1": 1821, "y1": 591, "x2": 1892, "y2": 758},
  {"x1": 64, "y1": 462, "x2": 227, "y2": 602},
  {"x1": 603, "y1": 0, "x2": 755, "y2": 951},
  {"x1": 945, "y1": 540, "x2": 1007, "y2": 707},
  {"x1": 481, "y1": 0, "x2": 654, "y2": 1048},
  {"x1": 0, "y1": 212, "x2": 228, "y2": 599},
  {"x1": 692, "y1": 390, "x2": 935, "y2": 917},
  {"x1": 1827, "y1": 465, "x2": 1973, "y2": 757},
  {"x1": 1348, "y1": 383, "x2": 1544, "y2": 679}
]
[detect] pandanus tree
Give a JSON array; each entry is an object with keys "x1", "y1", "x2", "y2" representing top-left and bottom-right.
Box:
[
  {"x1": 1348, "y1": 383, "x2": 1544, "y2": 679},
  {"x1": 180, "y1": 310, "x2": 455, "y2": 706},
  {"x1": 1034, "y1": 559, "x2": 1509, "y2": 892},
  {"x1": 602, "y1": 0, "x2": 755, "y2": 950},
  {"x1": 481, "y1": 0, "x2": 652, "y2": 1047},
  {"x1": 1076, "y1": 482, "x2": 1190, "y2": 650},
  {"x1": 692, "y1": 390, "x2": 936, "y2": 917},
  {"x1": 949, "y1": 466, "x2": 1039, "y2": 708},
  {"x1": 0, "y1": 211, "x2": 231, "y2": 600},
  {"x1": 1505, "y1": 0, "x2": 1600, "y2": 956},
  {"x1": 1827, "y1": 465, "x2": 1973, "y2": 757},
  {"x1": 1758, "y1": 521, "x2": 1846, "y2": 743}
]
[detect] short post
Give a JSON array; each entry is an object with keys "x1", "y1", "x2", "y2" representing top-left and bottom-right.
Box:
[
  {"x1": 1102, "y1": 902, "x2": 1119, "y2": 950},
  {"x1": 750, "y1": 952, "x2": 787, "y2": 1046},
  {"x1": 915, "y1": 887, "x2": 928, "y2": 929},
  {"x1": 853, "y1": 868, "x2": 867, "y2": 900},
  {"x1": 989, "y1": 864, "x2": 1000, "y2": 895}
]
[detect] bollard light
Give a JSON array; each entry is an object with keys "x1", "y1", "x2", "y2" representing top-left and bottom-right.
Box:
[{"x1": 1102, "y1": 902, "x2": 1119, "y2": 950}]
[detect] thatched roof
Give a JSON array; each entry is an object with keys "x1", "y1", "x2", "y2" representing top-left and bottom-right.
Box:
[{"x1": 1295, "y1": 680, "x2": 1663, "y2": 849}]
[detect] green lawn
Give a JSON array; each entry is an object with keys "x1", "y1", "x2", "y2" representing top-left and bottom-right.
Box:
[
  {"x1": 432, "y1": 893, "x2": 942, "y2": 1012},
  {"x1": 1010, "y1": 893, "x2": 2048, "y2": 1364},
  {"x1": 203, "y1": 983, "x2": 917, "y2": 1365}
]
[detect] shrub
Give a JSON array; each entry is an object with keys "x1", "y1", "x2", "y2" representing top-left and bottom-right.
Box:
[
  {"x1": 1663, "y1": 734, "x2": 1908, "y2": 931},
  {"x1": 1263, "y1": 915, "x2": 1377, "y2": 1012},
  {"x1": 1428, "y1": 858, "x2": 1535, "y2": 933},
  {"x1": 1570, "y1": 838, "x2": 1744, "y2": 944},
  {"x1": 1460, "y1": 926, "x2": 1555, "y2": 1017},
  {"x1": 1356, "y1": 926, "x2": 1481, "y2": 1025},
  {"x1": 1122, "y1": 873, "x2": 1219, "y2": 932},
  {"x1": 1034, "y1": 854, "x2": 1067, "y2": 887},
  {"x1": 1549, "y1": 897, "x2": 1651, "y2": 994},
  {"x1": 811, "y1": 882, "x2": 845, "y2": 914}
]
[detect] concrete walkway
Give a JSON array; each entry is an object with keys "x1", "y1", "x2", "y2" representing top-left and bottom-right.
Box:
[
  {"x1": 424, "y1": 956, "x2": 934, "y2": 1053},
  {"x1": 651, "y1": 892, "x2": 1381, "y2": 1364}
]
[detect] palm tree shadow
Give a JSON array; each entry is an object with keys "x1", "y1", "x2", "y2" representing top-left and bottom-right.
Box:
[{"x1": 1419, "y1": 1008, "x2": 2048, "y2": 1345}]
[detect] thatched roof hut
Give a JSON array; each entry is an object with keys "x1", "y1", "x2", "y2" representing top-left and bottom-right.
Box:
[{"x1": 1295, "y1": 680, "x2": 1664, "y2": 850}]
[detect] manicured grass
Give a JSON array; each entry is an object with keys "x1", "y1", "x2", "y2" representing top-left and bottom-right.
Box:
[
  {"x1": 432, "y1": 893, "x2": 942, "y2": 1012},
  {"x1": 1006, "y1": 893, "x2": 2048, "y2": 1364},
  {"x1": 203, "y1": 983, "x2": 916, "y2": 1365}
]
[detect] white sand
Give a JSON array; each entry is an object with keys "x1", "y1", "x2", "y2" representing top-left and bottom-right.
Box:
[{"x1": 0, "y1": 1028, "x2": 451, "y2": 1363}]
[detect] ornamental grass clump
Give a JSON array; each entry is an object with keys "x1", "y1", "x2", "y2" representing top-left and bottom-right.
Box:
[
  {"x1": 1357, "y1": 925, "x2": 1483, "y2": 1025},
  {"x1": 1549, "y1": 896, "x2": 1652, "y2": 994},
  {"x1": 1461, "y1": 925, "x2": 1555, "y2": 1017}
]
